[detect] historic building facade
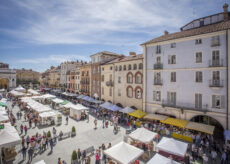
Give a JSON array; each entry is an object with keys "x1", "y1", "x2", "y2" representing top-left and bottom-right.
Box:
[
  {"x1": 0, "y1": 62, "x2": 16, "y2": 90},
  {"x1": 142, "y1": 4, "x2": 230, "y2": 130},
  {"x1": 48, "y1": 66, "x2": 61, "y2": 89},
  {"x1": 80, "y1": 64, "x2": 91, "y2": 96},
  {"x1": 16, "y1": 68, "x2": 40, "y2": 88},
  {"x1": 90, "y1": 51, "x2": 121, "y2": 99}
]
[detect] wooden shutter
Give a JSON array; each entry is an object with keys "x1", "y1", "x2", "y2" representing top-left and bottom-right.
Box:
[
  {"x1": 167, "y1": 92, "x2": 170, "y2": 104},
  {"x1": 212, "y1": 95, "x2": 216, "y2": 108},
  {"x1": 153, "y1": 91, "x2": 156, "y2": 101}
]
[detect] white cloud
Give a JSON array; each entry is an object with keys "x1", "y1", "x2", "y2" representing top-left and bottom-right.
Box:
[
  {"x1": 19, "y1": 55, "x2": 90, "y2": 64},
  {"x1": 4, "y1": 0, "x2": 199, "y2": 45}
]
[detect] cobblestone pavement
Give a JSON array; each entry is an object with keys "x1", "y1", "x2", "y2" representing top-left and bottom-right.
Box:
[{"x1": 11, "y1": 102, "x2": 126, "y2": 164}]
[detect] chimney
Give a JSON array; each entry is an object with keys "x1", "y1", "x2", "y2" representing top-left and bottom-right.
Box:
[
  {"x1": 223, "y1": 3, "x2": 229, "y2": 21},
  {"x1": 164, "y1": 30, "x2": 169, "y2": 35},
  {"x1": 129, "y1": 52, "x2": 136, "y2": 56}
]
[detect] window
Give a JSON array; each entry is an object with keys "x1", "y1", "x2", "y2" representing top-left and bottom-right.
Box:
[
  {"x1": 127, "y1": 87, "x2": 133, "y2": 98},
  {"x1": 167, "y1": 92, "x2": 176, "y2": 106},
  {"x1": 109, "y1": 88, "x2": 112, "y2": 96},
  {"x1": 195, "y1": 39, "x2": 202, "y2": 44},
  {"x1": 118, "y1": 89, "x2": 121, "y2": 96},
  {"x1": 102, "y1": 87, "x2": 104, "y2": 95},
  {"x1": 123, "y1": 65, "x2": 126, "y2": 71},
  {"x1": 195, "y1": 93, "x2": 202, "y2": 109},
  {"x1": 139, "y1": 63, "x2": 143, "y2": 69},
  {"x1": 154, "y1": 72, "x2": 161, "y2": 84},
  {"x1": 128, "y1": 64, "x2": 132, "y2": 70},
  {"x1": 156, "y1": 45, "x2": 161, "y2": 54},
  {"x1": 127, "y1": 73, "x2": 133, "y2": 83},
  {"x1": 171, "y1": 72, "x2": 176, "y2": 82},
  {"x1": 156, "y1": 56, "x2": 161, "y2": 63},
  {"x1": 195, "y1": 71, "x2": 203, "y2": 82},
  {"x1": 118, "y1": 76, "x2": 121, "y2": 83},
  {"x1": 101, "y1": 75, "x2": 104, "y2": 82},
  {"x1": 109, "y1": 74, "x2": 112, "y2": 81},
  {"x1": 135, "y1": 89, "x2": 142, "y2": 99},
  {"x1": 110, "y1": 66, "x2": 113, "y2": 70},
  {"x1": 102, "y1": 67, "x2": 104, "y2": 71},
  {"x1": 168, "y1": 55, "x2": 176, "y2": 64},
  {"x1": 98, "y1": 67, "x2": 100, "y2": 72},
  {"x1": 119, "y1": 65, "x2": 122, "y2": 71},
  {"x1": 212, "y1": 50, "x2": 220, "y2": 66},
  {"x1": 212, "y1": 95, "x2": 225, "y2": 109},
  {"x1": 211, "y1": 36, "x2": 220, "y2": 46},
  {"x1": 195, "y1": 52, "x2": 202, "y2": 63},
  {"x1": 171, "y1": 43, "x2": 176, "y2": 48},
  {"x1": 135, "y1": 74, "x2": 142, "y2": 84},
  {"x1": 153, "y1": 91, "x2": 161, "y2": 101},
  {"x1": 115, "y1": 66, "x2": 118, "y2": 71},
  {"x1": 133, "y1": 64, "x2": 137, "y2": 70},
  {"x1": 200, "y1": 20, "x2": 204, "y2": 26}
]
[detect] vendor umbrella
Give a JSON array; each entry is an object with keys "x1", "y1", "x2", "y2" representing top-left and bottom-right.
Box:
[
  {"x1": 0, "y1": 102, "x2": 7, "y2": 107},
  {"x1": 60, "y1": 100, "x2": 70, "y2": 105}
]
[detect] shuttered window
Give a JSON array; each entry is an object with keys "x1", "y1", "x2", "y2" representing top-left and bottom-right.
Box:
[
  {"x1": 212, "y1": 95, "x2": 225, "y2": 109},
  {"x1": 195, "y1": 94, "x2": 202, "y2": 109}
]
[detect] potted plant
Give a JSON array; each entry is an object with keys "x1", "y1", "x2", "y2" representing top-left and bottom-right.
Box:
[
  {"x1": 71, "y1": 150, "x2": 77, "y2": 164},
  {"x1": 71, "y1": 126, "x2": 76, "y2": 137},
  {"x1": 47, "y1": 130, "x2": 52, "y2": 139}
]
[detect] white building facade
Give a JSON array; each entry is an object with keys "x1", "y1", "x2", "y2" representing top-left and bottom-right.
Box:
[{"x1": 143, "y1": 5, "x2": 230, "y2": 130}]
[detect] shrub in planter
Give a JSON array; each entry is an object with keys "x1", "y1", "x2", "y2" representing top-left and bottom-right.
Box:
[
  {"x1": 47, "y1": 131, "x2": 51, "y2": 138},
  {"x1": 71, "y1": 126, "x2": 76, "y2": 137},
  {"x1": 71, "y1": 150, "x2": 77, "y2": 163}
]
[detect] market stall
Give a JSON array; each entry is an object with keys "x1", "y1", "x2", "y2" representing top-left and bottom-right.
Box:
[
  {"x1": 144, "y1": 114, "x2": 168, "y2": 121},
  {"x1": 129, "y1": 127, "x2": 157, "y2": 144},
  {"x1": 28, "y1": 89, "x2": 40, "y2": 95},
  {"x1": 14, "y1": 85, "x2": 26, "y2": 92},
  {"x1": 147, "y1": 153, "x2": 180, "y2": 164},
  {"x1": 69, "y1": 104, "x2": 88, "y2": 120},
  {"x1": 104, "y1": 141, "x2": 144, "y2": 164},
  {"x1": 160, "y1": 118, "x2": 188, "y2": 128},
  {"x1": 0, "y1": 123, "x2": 21, "y2": 163},
  {"x1": 9, "y1": 90, "x2": 25, "y2": 97},
  {"x1": 34, "y1": 160, "x2": 46, "y2": 164},
  {"x1": 38, "y1": 111, "x2": 58, "y2": 126},
  {"x1": 185, "y1": 121, "x2": 215, "y2": 135},
  {"x1": 0, "y1": 114, "x2": 9, "y2": 123},
  {"x1": 156, "y1": 137, "x2": 188, "y2": 162},
  {"x1": 120, "y1": 106, "x2": 135, "y2": 114},
  {"x1": 51, "y1": 98, "x2": 64, "y2": 110},
  {"x1": 129, "y1": 109, "x2": 147, "y2": 119},
  {"x1": 100, "y1": 102, "x2": 113, "y2": 110},
  {"x1": 108, "y1": 105, "x2": 122, "y2": 112}
]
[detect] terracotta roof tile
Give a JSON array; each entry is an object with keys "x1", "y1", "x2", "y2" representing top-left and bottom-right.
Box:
[{"x1": 142, "y1": 20, "x2": 230, "y2": 45}]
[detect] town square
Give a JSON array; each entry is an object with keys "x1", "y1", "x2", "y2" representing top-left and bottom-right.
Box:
[{"x1": 0, "y1": 0, "x2": 230, "y2": 164}]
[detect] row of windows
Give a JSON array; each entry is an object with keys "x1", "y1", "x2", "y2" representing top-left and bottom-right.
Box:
[
  {"x1": 154, "y1": 50, "x2": 221, "y2": 65},
  {"x1": 155, "y1": 35, "x2": 220, "y2": 54},
  {"x1": 101, "y1": 86, "x2": 142, "y2": 99},
  {"x1": 102, "y1": 63, "x2": 143, "y2": 71},
  {"x1": 153, "y1": 91, "x2": 225, "y2": 109},
  {"x1": 154, "y1": 71, "x2": 222, "y2": 83}
]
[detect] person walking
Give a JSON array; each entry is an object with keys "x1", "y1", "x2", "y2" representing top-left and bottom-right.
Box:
[
  {"x1": 20, "y1": 124, "x2": 23, "y2": 134},
  {"x1": 77, "y1": 148, "x2": 81, "y2": 162},
  {"x1": 87, "y1": 113, "x2": 89, "y2": 123},
  {"x1": 94, "y1": 119, "x2": 97, "y2": 129},
  {"x1": 49, "y1": 138, "x2": 54, "y2": 152},
  {"x1": 211, "y1": 149, "x2": 217, "y2": 164},
  {"x1": 221, "y1": 151, "x2": 227, "y2": 164},
  {"x1": 102, "y1": 118, "x2": 105, "y2": 128},
  {"x1": 26, "y1": 136, "x2": 30, "y2": 148},
  {"x1": 28, "y1": 146, "x2": 34, "y2": 162},
  {"x1": 24, "y1": 125, "x2": 28, "y2": 135},
  {"x1": 22, "y1": 146, "x2": 27, "y2": 160},
  {"x1": 66, "y1": 116, "x2": 68, "y2": 125}
]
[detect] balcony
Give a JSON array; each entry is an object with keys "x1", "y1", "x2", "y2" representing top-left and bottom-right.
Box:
[
  {"x1": 209, "y1": 80, "x2": 224, "y2": 88},
  {"x1": 209, "y1": 59, "x2": 223, "y2": 67},
  {"x1": 154, "y1": 63, "x2": 163, "y2": 70},
  {"x1": 211, "y1": 42, "x2": 220, "y2": 47},
  {"x1": 162, "y1": 100, "x2": 208, "y2": 112},
  {"x1": 106, "y1": 80, "x2": 114, "y2": 87},
  {"x1": 153, "y1": 79, "x2": 163, "y2": 85}
]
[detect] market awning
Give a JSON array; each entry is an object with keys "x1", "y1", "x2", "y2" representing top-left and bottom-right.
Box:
[
  {"x1": 60, "y1": 100, "x2": 70, "y2": 105},
  {"x1": 129, "y1": 127, "x2": 157, "y2": 143},
  {"x1": 120, "y1": 106, "x2": 135, "y2": 114},
  {"x1": 108, "y1": 105, "x2": 122, "y2": 112},
  {"x1": 160, "y1": 118, "x2": 188, "y2": 128},
  {"x1": 186, "y1": 122, "x2": 215, "y2": 135},
  {"x1": 0, "y1": 102, "x2": 7, "y2": 107},
  {"x1": 129, "y1": 109, "x2": 147, "y2": 119},
  {"x1": 144, "y1": 113, "x2": 168, "y2": 121},
  {"x1": 147, "y1": 153, "x2": 180, "y2": 164}
]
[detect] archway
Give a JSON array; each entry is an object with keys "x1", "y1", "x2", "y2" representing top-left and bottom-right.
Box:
[
  {"x1": 190, "y1": 115, "x2": 224, "y2": 139},
  {"x1": 116, "y1": 103, "x2": 123, "y2": 108},
  {"x1": 0, "y1": 78, "x2": 9, "y2": 89}
]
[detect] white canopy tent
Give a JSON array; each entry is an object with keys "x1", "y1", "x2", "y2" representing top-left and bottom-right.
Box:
[
  {"x1": 39, "y1": 111, "x2": 57, "y2": 118},
  {"x1": 147, "y1": 153, "x2": 180, "y2": 164},
  {"x1": 104, "y1": 141, "x2": 144, "y2": 164},
  {"x1": 129, "y1": 127, "x2": 157, "y2": 143},
  {"x1": 14, "y1": 85, "x2": 26, "y2": 92},
  {"x1": 0, "y1": 115, "x2": 9, "y2": 122},
  {"x1": 52, "y1": 98, "x2": 64, "y2": 104},
  {"x1": 28, "y1": 89, "x2": 40, "y2": 95},
  {"x1": 34, "y1": 160, "x2": 46, "y2": 164},
  {"x1": 68, "y1": 104, "x2": 88, "y2": 120},
  {"x1": 120, "y1": 106, "x2": 135, "y2": 114},
  {"x1": 10, "y1": 90, "x2": 25, "y2": 97},
  {"x1": 156, "y1": 137, "x2": 188, "y2": 158},
  {"x1": 0, "y1": 123, "x2": 21, "y2": 148}
]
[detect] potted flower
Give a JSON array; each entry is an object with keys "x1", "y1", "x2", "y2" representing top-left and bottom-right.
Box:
[
  {"x1": 71, "y1": 150, "x2": 77, "y2": 164},
  {"x1": 71, "y1": 126, "x2": 76, "y2": 137}
]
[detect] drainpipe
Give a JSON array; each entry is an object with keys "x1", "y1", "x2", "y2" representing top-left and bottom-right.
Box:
[{"x1": 226, "y1": 29, "x2": 229, "y2": 130}]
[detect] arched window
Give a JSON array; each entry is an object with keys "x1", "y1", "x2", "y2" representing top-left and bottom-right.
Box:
[
  {"x1": 135, "y1": 87, "x2": 142, "y2": 99},
  {"x1": 127, "y1": 86, "x2": 133, "y2": 98},
  {"x1": 139, "y1": 63, "x2": 143, "y2": 69},
  {"x1": 127, "y1": 73, "x2": 133, "y2": 83},
  {"x1": 135, "y1": 72, "x2": 142, "y2": 84},
  {"x1": 115, "y1": 66, "x2": 118, "y2": 71},
  {"x1": 123, "y1": 65, "x2": 126, "y2": 71},
  {"x1": 133, "y1": 64, "x2": 137, "y2": 70},
  {"x1": 119, "y1": 65, "x2": 122, "y2": 71},
  {"x1": 128, "y1": 64, "x2": 132, "y2": 70}
]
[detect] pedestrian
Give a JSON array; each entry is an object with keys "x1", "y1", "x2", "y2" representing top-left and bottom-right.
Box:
[
  {"x1": 202, "y1": 153, "x2": 208, "y2": 164},
  {"x1": 62, "y1": 160, "x2": 67, "y2": 164},
  {"x1": 82, "y1": 150, "x2": 86, "y2": 162},
  {"x1": 66, "y1": 116, "x2": 68, "y2": 125},
  {"x1": 87, "y1": 113, "x2": 89, "y2": 123},
  {"x1": 211, "y1": 149, "x2": 217, "y2": 163},
  {"x1": 20, "y1": 124, "x2": 23, "y2": 134},
  {"x1": 21, "y1": 136, "x2": 25, "y2": 148},
  {"x1": 95, "y1": 151, "x2": 100, "y2": 164},
  {"x1": 53, "y1": 127, "x2": 57, "y2": 143},
  {"x1": 58, "y1": 157, "x2": 62, "y2": 164},
  {"x1": 26, "y1": 136, "x2": 30, "y2": 148},
  {"x1": 28, "y1": 146, "x2": 34, "y2": 162},
  {"x1": 77, "y1": 148, "x2": 81, "y2": 162},
  {"x1": 86, "y1": 156, "x2": 91, "y2": 164},
  {"x1": 42, "y1": 138, "x2": 46, "y2": 151},
  {"x1": 29, "y1": 119, "x2": 32, "y2": 128},
  {"x1": 22, "y1": 146, "x2": 27, "y2": 160},
  {"x1": 102, "y1": 118, "x2": 105, "y2": 128},
  {"x1": 24, "y1": 125, "x2": 28, "y2": 135},
  {"x1": 49, "y1": 138, "x2": 54, "y2": 152},
  {"x1": 94, "y1": 119, "x2": 97, "y2": 129},
  {"x1": 221, "y1": 151, "x2": 227, "y2": 164}
]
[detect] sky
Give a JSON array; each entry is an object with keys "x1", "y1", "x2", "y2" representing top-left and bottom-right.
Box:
[{"x1": 0, "y1": 0, "x2": 225, "y2": 72}]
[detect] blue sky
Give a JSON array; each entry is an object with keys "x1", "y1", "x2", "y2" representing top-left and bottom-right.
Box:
[{"x1": 0, "y1": 0, "x2": 224, "y2": 72}]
